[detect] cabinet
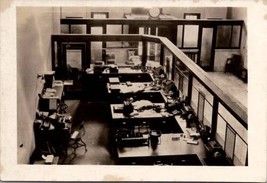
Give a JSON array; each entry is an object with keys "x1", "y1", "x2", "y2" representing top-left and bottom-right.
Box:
[
  {"x1": 31, "y1": 113, "x2": 72, "y2": 164},
  {"x1": 38, "y1": 80, "x2": 64, "y2": 112}
]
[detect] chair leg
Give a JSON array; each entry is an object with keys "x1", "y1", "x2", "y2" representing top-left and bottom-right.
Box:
[{"x1": 80, "y1": 139, "x2": 87, "y2": 151}]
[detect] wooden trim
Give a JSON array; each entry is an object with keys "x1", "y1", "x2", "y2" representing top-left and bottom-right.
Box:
[
  {"x1": 51, "y1": 38, "x2": 55, "y2": 70},
  {"x1": 52, "y1": 34, "x2": 143, "y2": 42},
  {"x1": 61, "y1": 18, "x2": 243, "y2": 26},
  {"x1": 51, "y1": 34, "x2": 247, "y2": 129},
  {"x1": 211, "y1": 98, "x2": 219, "y2": 139},
  {"x1": 160, "y1": 45, "x2": 164, "y2": 65},
  {"x1": 158, "y1": 37, "x2": 247, "y2": 128},
  {"x1": 184, "y1": 13, "x2": 201, "y2": 19},
  {"x1": 187, "y1": 73, "x2": 193, "y2": 105},
  {"x1": 142, "y1": 40, "x2": 147, "y2": 67},
  {"x1": 91, "y1": 12, "x2": 109, "y2": 18}
]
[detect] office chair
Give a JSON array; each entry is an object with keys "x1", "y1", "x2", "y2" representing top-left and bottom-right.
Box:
[
  {"x1": 68, "y1": 121, "x2": 87, "y2": 159},
  {"x1": 225, "y1": 54, "x2": 242, "y2": 76}
]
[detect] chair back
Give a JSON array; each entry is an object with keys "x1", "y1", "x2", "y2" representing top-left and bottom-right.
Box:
[{"x1": 78, "y1": 121, "x2": 86, "y2": 138}]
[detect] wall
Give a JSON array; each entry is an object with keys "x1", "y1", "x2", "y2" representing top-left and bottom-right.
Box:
[
  {"x1": 213, "y1": 7, "x2": 247, "y2": 71},
  {"x1": 163, "y1": 7, "x2": 227, "y2": 19},
  {"x1": 60, "y1": 7, "x2": 132, "y2": 62},
  {"x1": 17, "y1": 7, "x2": 54, "y2": 164},
  {"x1": 227, "y1": 7, "x2": 247, "y2": 69},
  {"x1": 214, "y1": 50, "x2": 240, "y2": 71}
]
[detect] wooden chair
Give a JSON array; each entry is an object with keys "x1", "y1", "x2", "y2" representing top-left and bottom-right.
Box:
[{"x1": 68, "y1": 121, "x2": 87, "y2": 159}]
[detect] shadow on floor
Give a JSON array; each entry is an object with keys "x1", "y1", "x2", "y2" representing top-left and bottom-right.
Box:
[{"x1": 63, "y1": 100, "x2": 115, "y2": 165}]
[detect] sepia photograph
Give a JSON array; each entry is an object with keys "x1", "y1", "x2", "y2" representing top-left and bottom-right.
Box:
[{"x1": 1, "y1": 0, "x2": 267, "y2": 181}]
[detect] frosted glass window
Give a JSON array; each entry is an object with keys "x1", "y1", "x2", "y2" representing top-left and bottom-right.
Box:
[
  {"x1": 191, "y1": 87, "x2": 198, "y2": 112},
  {"x1": 177, "y1": 25, "x2": 183, "y2": 47},
  {"x1": 197, "y1": 92, "x2": 205, "y2": 123},
  {"x1": 173, "y1": 68, "x2": 180, "y2": 89},
  {"x1": 203, "y1": 101, "x2": 212, "y2": 126},
  {"x1": 107, "y1": 25, "x2": 122, "y2": 34},
  {"x1": 183, "y1": 77, "x2": 188, "y2": 97},
  {"x1": 71, "y1": 25, "x2": 86, "y2": 34},
  {"x1": 66, "y1": 50, "x2": 82, "y2": 69},
  {"x1": 216, "y1": 115, "x2": 227, "y2": 149},
  {"x1": 91, "y1": 42, "x2": 103, "y2": 63},
  {"x1": 225, "y1": 126, "x2": 236, "y2": 160},
  {"x1": 231, "y1": 26, "x2": 241, "y2": 47},
  {"x1": 216, "y1": 25, "x2": 231, "y2": 47},
  {"x1": 218, "y1": 104, "x2": 247, "y2": 143},
  {"x1": 234, "y1": 135, "x2": 247, "y2": 166},
  {"x1": 163, "y1": 48, "x2": 173, "y2": 79},
  {"x1": 184, "y1": 25, "x2": 199, "y2": 48}
]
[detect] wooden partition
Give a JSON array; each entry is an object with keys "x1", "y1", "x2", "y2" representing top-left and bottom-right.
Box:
[
  {"x1": 60, "y1": 18, "x2": 243, "y2": 71},
  {"x1": 51, "y1": 34, "x2": 247, "y2": 165}
]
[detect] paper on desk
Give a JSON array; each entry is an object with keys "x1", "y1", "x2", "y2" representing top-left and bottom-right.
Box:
[
  {"x1": 132, "y1": 100, "x2": 153, "y2": 110},
  {"x1": 45, "y1": 155, "x2": 54, "y2": 163}
]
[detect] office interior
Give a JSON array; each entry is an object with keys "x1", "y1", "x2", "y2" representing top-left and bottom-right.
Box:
[{"x1": 17, "y1": 7, "x2": 248, "y2": 166}]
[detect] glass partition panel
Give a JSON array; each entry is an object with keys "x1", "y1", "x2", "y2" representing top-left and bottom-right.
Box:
[
  {"x1": 139, "y1": 27, "x2": 145, "y2": 35},
  {"x1": 184, "y1": 25, "x2": 199, "y2": 48},
  {"x1": 225, "y1": 125, "x2": 236, "y2": 161},
  {"x1": 175, "y1": 59, "x2": 189, "y2": 78},
  {"x1": 147, "y1": 42, "x2": 161, "y2": 67},
  {"x1": 191, "y1": 84, "x2": 198, "y2": 112},
  {"x1": 107, "y1": 25, "x2": 122, "y2": 34},
  {"x1": 197, "y1": 91, "x2": 205, "y2": 123},
  {"x1": 106, "y1": 41, "x2": 122, "y2": 48},
  {"x1": 105, "y1": 42, "x2": 141, "y2": 66},
  {"x1": 175, "y1": 58, "x2": 189, "y2": 96},
  {"x1": 54, "y1": 41, "x2": 58, "y2": 67},
  {"x1": 203, "y1": 100, "x2": 212, "y2": 126},
  {"x1": 105, "y1": 48, "x2": 125, "y2": 66},
  {"x1": 218, "y1": 103, "x2": 247, "y2": 143},
  {"x1": 173, "y1": 66, "x2": 180, "y2": 89},
  {"x1": 200, "y1": 28, "x2": 213, "y2": 67},
  {"x1": 91, "y1": 27, "x2": 103, "y2": 35},
  {"x1": 234, "y1": 135, "x2": 247, "y2": 166},
  {"x1": 61, "y1": 25, "x2": 69, "y2": 34},
  {"x1": 192, "y1": 77, "x2": 213, "y2": 104},
  {"x1": 91, "y1": 41, "x2": 103, "y2": 64},
  {"x1": 231, "y1": 25, "x2": 241, "y2": 47},
  {"x1": 163, "y1": 48, "x2": 173, "y2": 79},
  {"x1": 122, "y1": 25, "x2": 129, "y2": 34},
  {"x1": 177, "y1": 25, "x2": 183, "y2": 47},
  {"x1": 178, "y1": 74, "x2": 183, "y2": 95},
  {"x1": 216, "y1": 25, "x2": 231, "y2": 48},
  {"x1": 183, "y1": 76, "x2": 188, "y2": 97},
  {"x1": 66, "y1": 49, "x2": 82, "y2": 70},
  {"x1": 71, "y1": 25, "x2": 86, "y2": 34},
  {"x1": 216, "y1": 114, "x2": 227, "y2": 149}
]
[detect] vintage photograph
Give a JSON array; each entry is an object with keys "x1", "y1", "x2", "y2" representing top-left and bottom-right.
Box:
[{"x1": 1, "y1": 0, "x2": 267, "y2": 182}]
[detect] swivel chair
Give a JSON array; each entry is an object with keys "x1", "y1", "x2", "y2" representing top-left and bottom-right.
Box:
[{"x1": 68, "y1": 121, "x2": 87, "y2": 159}]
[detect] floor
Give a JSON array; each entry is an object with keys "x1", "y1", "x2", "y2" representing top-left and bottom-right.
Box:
[
  {"x1": 61, "y1": 71, "x2": 247, "y2": 165},
  {"x1": 206, "y1": 71, "x2": 247, "y2": 108},
  {"x1": 62, "y1": 100, "x2": 116, "y2": 165}
]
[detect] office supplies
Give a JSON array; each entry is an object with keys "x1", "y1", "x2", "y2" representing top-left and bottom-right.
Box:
[
  {"x1": 109, "y1": 77, "x2": 120, "y2": 84},
  {"x1": 187, "y1": 139, "x2": 199, "y2": 145}
]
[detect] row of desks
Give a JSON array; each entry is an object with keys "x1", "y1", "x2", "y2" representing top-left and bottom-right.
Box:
[{"x1": 103, "y1": 69, "x2": 206, "y2": 165}]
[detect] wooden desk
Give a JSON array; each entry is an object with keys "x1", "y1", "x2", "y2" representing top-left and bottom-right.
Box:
[
  {"x1": 39, "y1": 81, "x2": 64, "y2": 111},
  {"x1": 32, "y1": 113, "x2": 72, "y2": 164},
  {"x1": 107, "y1": 82, "x2": 153, "y2": 94},
  {"x1": 110, "y1": 103, "x2": 166, "y2": 120},
  {"x1": 83, "y1": 69, "x2": 154, "y2": 100},
  {"x1": 116, "y1": 116, "x2": 206, "y2": 165}
]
